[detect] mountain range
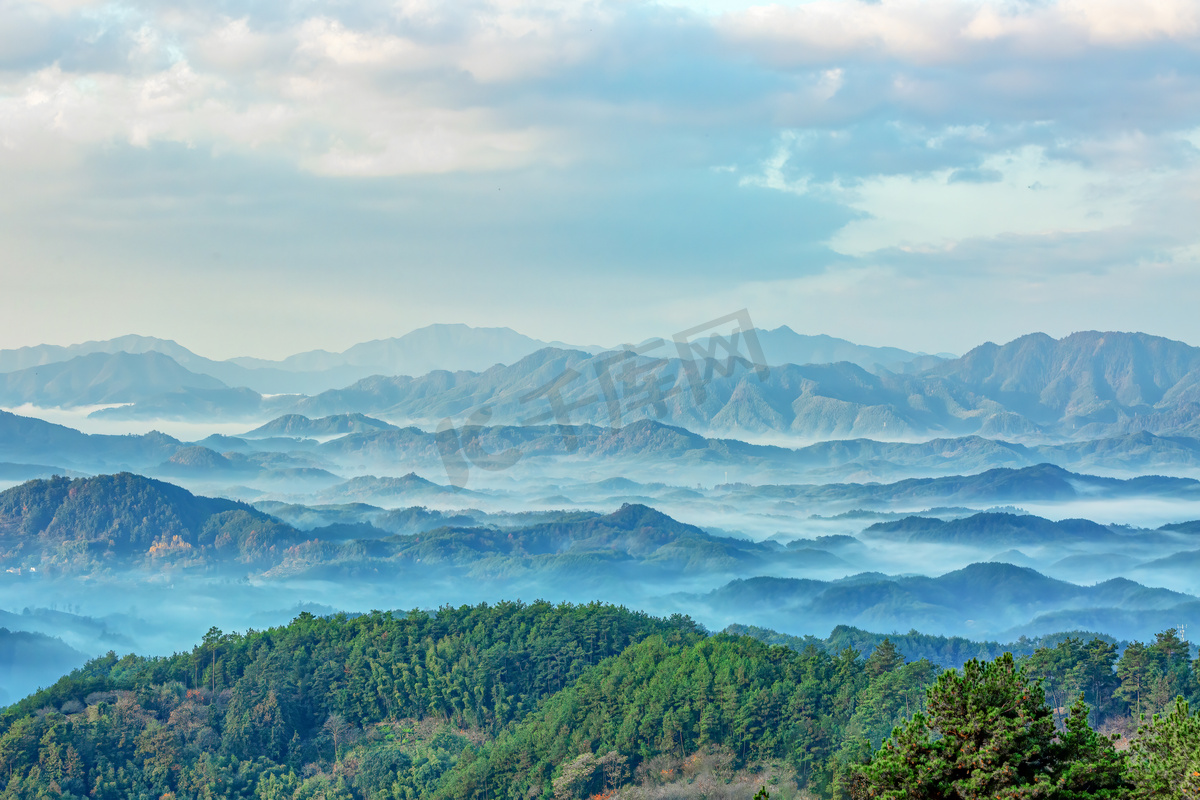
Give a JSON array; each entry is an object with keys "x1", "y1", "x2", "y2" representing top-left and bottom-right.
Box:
[
  {"x1": 0, "y1": 325, "x2": 948, "y2": 417},
  {"x1": 0, "y1": 326, "x2": 939, "y2": 396},
  {"x1": 0, "y1": 351, "x2": 226, "y2": 408},
  {"x1": 241, "y1": 416, "x2": 1200, "y2": 480},
  {"x1": 37, "y1": 329, "x2": 1200, "y2": 443},
  {"x1": 2, "y1": 471, "x2": 1197, "y2": 642},
  {"x1": 0, "y1": 327, "x2": 586, "y2": 396},
  {"x1": 713, "y1": 463, "x2": 1200, "y2": 513},
  {"x1": 287, "y1": 331, "x2": 1200, "y2": 440},
  {"x1": 11, "y1": 407, "x2": 1200, "y2": 515},
  {"x1": 229, "y1": 323, "x2": 596, "y2": 378},
  {"x1": 688, "y1": 562, "x2": 1200, "y2": 640}
]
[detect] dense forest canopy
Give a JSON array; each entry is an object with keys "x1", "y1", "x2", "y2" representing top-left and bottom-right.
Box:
[{"x1": 0, "y1": 602, "x2": 1195, "y2": 800}]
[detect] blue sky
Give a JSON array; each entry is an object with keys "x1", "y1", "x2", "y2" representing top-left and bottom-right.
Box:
[{"x1": 2, "y1": 0, "x2": 1199, "y2": 359}]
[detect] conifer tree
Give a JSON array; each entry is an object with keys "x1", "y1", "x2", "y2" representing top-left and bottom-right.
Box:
[
  {"x1": 864, "y1": 639, "x2": 905, "y2": 679},
  {"x1": 851, "y1": 653, "x2": 1128, "y2": 799},
  {"x1": 1127, "y1": 698, "x2": 1200, "y2": 799}
]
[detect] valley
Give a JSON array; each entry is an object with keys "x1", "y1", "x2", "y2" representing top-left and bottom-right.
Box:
[{"x1": 1, "y1": 326, "x2": 1199, "y2": 799}]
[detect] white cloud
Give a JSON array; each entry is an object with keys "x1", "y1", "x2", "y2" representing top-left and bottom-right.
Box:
[
  {"x1": 720, "y1": 0, "x2": 1200, "y2": 65},
  {"x1": 1, "y1": 0, "x2": 1197, "y2": 179},
  {"x1": 826, "y1": 145, "x2": 1145, "y2": 256},
  {"x1": 736, "y1": 113, "x2": 1200, "y2": 267},
  {"x1": 0, "y1": 0, "x2": 622, "y2": 175},
  {"x1": 2, "y1": 0, "x2": 1199, "y2": 363}
]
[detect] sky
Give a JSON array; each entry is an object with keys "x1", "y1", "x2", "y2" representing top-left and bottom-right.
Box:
[{"x1": 1, "y1": 0, "x2": 1199, "y2": 359}]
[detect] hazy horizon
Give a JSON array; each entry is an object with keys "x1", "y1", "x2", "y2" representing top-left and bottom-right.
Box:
[
  {"x1": 4, "y1": 0, "x2": 1200, "y2": 358},
  {"x1": 2, "y1": 4, "x2": 1199, "y2": 790}
]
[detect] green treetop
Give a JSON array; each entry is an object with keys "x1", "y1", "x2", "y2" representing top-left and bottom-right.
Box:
[
  {"x1": 1126, "y1": 698, "x2": 1200, "y2": 799},
  {"x1": 851, "y1": 652, "x2": 1128, "y2": 799}
]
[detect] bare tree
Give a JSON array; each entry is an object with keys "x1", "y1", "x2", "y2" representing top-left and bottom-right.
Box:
[{"x1": 323, "y1": 713, "x2": 352, "y2": 761}]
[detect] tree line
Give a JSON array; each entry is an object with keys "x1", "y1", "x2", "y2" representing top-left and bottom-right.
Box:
[{"x1": 0, "y1": 602, "x2": 1195, "y2": 799}]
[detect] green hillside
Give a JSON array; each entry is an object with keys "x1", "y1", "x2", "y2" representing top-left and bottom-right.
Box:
[
  {"x1": 725, "y1": 623, "x2": 1123, "y2": 671},
  {"x1": 1, "y1": 602, "x2": 1194, "y2": 799},
  {"x1": 0, "y1": 602, "x2": 701, "y2": 799},
  {"x1": 0, "y1": 473, "x2": 299, "y2": 570}
]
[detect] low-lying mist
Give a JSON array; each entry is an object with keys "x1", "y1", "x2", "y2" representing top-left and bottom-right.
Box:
[{"x1": 5, "y1": 408, "x2": 1200, "y2": 705}]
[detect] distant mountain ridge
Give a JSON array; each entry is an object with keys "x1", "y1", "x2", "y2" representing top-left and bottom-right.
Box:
[
  {"x1": 0, "y1": 335, "x2": 204, "y2": 373},
  {"x1": 241, "y1": 413, "x2": 397, "y2": 439},
  {"x1": 10, "y1": 329, "x2": 1200, "y2": 443},
  {"x1": 0, "y1": 410, "x2": 346, "y2": 491},
  {"x1": 0, "y1": 629, "x2": 88, "y2": 704},
  {"x1": 691, "y1": 562, "x2": 1199, "y2": 640},
  {"x1": 748, "y1": 326, "x2": 949, "y2": 373},
  {"x1": 230, "y1": 323, "x2": 599, "y2": 375},
  {"x1": 0, "y1": 325, "x2": 940, "y2": 406},
  {"x1": 0, "y1": 326, "x2": 599, "y2": 395},
  {"x1": 11, "y1": 409, "x2": 1200, "y2": 506},
  {"x1": 0, "y1": 335, "x2": 360, "y2": 396},
  {"x1": 298, "y1": 418, "x2": 1200, "y2": 479},
  {"x1": 280, "y1": 330, "x2": 1200, "y2": 441},
  {"x1": 717, "y1": 463, "x2": 1200, "y2": 512},
  {"x1": 863, "y1": 512, "x2": 1121, "y2": 546},
  {"x1": 0, "y1": 352, "x2": 226, "y2": 408},
  {"x1": 0, "y1": 409, "x2": 182, "y2": 471}
]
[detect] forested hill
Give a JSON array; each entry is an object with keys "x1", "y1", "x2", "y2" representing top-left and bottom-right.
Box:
[
  {"x1": 0, "y1": 473, "x2": 299, "y2": 570},
  {"x1": 0, "y1": 602, "x2": 926, "y2": 799},
  {"x1": 0, "y1": 474, "x2": 779, "y2": 577},
  {"x1": 0, "y1": 603, "x2": 709, "y2": 799},
  {"x1": 725, "y1": 623, "x2": 1126, "y2": 670},
  {"x1": 3, "y1": 602, "x2": 1195, "y2": 800},
  {"x1": 424, "y1": 631, "x2": 929, "y2": 799}
]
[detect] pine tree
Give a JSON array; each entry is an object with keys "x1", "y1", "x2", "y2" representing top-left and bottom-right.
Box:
[
  {"x1": 864, "y1": 639, "x2": 905, "y2": 679},
  {"x1": 1051, "y1": 697, "x2": 1128, "y2": 800},
  {"x1": 851, "y1": 653, "x2": 1128, "y2": 799},
  {"x1": 1117, "y1": 642, "x2": 1158, "y2": 719},
  {"x1": 1127, "y1": 698, "x2": 1200, "y2": 799}
]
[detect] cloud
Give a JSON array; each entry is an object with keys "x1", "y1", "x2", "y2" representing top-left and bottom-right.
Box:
[
  {"x1": 947, "y1": 167, "x2": 1002, "y2": 184},
  {"x1": 735, "y1": 130, "x2": 1200, "y2": 300},
  {"x1": 827, "y1": 145, "x2": 1148, "y2": 256},
  {"x1": 1, "y1": 0, "x2": 1200, "y2": 355},
  {"x1": 2, "y1": 0, "x2": 1198, "y2": 177},
  {"x1": 0, "y1": 0, "x2": 631, "y2": 175},
  {"x1": 720, "y1": 0, "x2": 1200, "y2": 65}
]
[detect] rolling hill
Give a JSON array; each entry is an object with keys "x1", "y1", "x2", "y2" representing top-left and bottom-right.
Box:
[
  {"x1": 0, "y1": 628, "x2": 89, "y2": 704},
  {"x1": 0, "y1": 352, "x2": 226, "y2": 408},
  {"x1": 689, "y1": 563, "x2": 1198, "y2": 640},
  {"x1": 716, "y1": 463, "x2": 1200, "y2": 512},
  {"x1": 0, "y1": 473, "x2": 300, "y2": 570},
  {"x1": 242, "y1": 413, "x2": 397, "y2": 439},
  {"x1": 308, "y1": 420, "x2": 1200, "y2": 481},
  {"x1": 0, "y1": 409, "x2": 183, "y2": 471},
  {"x1": 862, "y1": 512, "x2": 1122, "y2": 547}
]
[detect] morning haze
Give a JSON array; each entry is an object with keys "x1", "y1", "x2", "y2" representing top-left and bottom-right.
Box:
[{"x1": 1, "y1": 0, "x2": 1198, "y2": 797}]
